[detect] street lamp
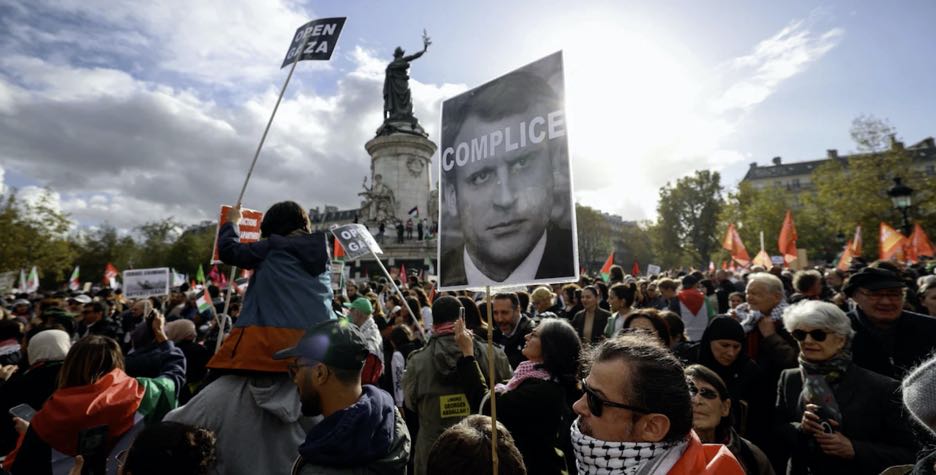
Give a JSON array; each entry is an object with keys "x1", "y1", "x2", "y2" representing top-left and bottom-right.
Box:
[{"x1": 886, "y1": 177, "x2": 914, "y2": 235}]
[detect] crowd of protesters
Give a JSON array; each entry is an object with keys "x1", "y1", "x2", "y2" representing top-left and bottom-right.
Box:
[{"x1": 1, "y1": 201, "x2": 936, "y2": 474}]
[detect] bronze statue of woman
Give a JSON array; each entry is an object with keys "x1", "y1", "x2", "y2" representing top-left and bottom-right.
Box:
[{"x1": 383, "y1": 31, "x2": 431, "y2": 123}]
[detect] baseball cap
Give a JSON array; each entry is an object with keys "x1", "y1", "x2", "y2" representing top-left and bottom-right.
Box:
[
  {"x1": 842, "y1": 267, "x2": 906, "y2": 296},
  {"x1": 342, "y1": 297, "x2": 373, "y2": 316},
  {"x1": 68, "y1": 294, "x2": 92, "y2": 304},
  {"x1": 272, "y1": 319, "x2": 368, "y2": 370}
]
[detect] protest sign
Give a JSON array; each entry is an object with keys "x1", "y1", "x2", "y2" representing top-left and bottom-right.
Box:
[
  {"x1": 331, "y1": 224, "x2": 382, "y2": 261},
  {"x1": 212, "y1": 205, "x2": 264, "y2": 264},
  {"x1": 123, "y1": 268, "x2": 170, "y2": 299},
  {"x1": 438, "y1": 51, "x2": 578, "y2": 290},
  {"x1": 646, "y1": 264, "x2": 662, "y2": 276},
  {"x1": 330, "y1": 261, "x2": 345, "y2": 291},
  {"x1": 281, "y1": 17, "x2": 347, "y2": 68},
  {"x1": 0, "y1": 271, "x2": 16, "y2": 292}
]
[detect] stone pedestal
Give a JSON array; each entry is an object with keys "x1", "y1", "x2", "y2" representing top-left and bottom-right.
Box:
[{"x1": 364, "y1": 132, "x2": 437, "y2": 223}]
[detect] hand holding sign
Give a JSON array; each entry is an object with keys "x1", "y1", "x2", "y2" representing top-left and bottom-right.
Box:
[{"x1": 227, "y1": 204, "x2": 242, "y2": 225}]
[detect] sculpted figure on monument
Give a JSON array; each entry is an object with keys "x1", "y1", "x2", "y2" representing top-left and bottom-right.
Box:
[
  {"x1": 359, "y1": 174, "x2": 396, "y2": 223},
  {"x1": 379, "y1": 31, "x2": 430, "y2": 134}
]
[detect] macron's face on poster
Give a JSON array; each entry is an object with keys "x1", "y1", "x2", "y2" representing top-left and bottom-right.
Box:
[{"x1": 445, "y1": 109, "x2": 556, "y2": 271}]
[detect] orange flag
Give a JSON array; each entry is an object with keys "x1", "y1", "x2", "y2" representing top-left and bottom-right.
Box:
[
  {"x1": 333, "y1": 236, "x2": 346, "y2": 260},
  {"x1": 599, "y1": 252, "x2": 614, "y2": 281},
  {"x1": 908, "y1": 223, "x2": 935, "y2": 263},
  {"x1": 722, "y1": 224, "x2": 751, "y2": 266},
  {"x1": 849, "y1": 226, "x2": 862, "y2": 255},
  {"x1": 837, "y1": 240, "x2": 855, "y2": 271},
  {"x1": 778, "y1": 210, "x2": 798, "y2": 265},
  {"x1": 879, "y1": 222, "x2": 907, "y2": 261}
]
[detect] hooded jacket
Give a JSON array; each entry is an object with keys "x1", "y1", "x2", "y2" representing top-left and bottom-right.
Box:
[
  {"x1": 403, "y1": 334, "x2": 512, "y2": 475},
  {"x1": 209, "y1": 222, "x2": 332, "y2": 373},
  {"x1": 164, "y1": 374, "x2": 312, "y2": 475},
  {"x1": 292, "y1": 385, "x2": 409, "y2": 475}
]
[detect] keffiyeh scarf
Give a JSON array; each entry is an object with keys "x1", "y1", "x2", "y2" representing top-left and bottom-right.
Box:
[
  {"x1": 738, "y1": 300, "x2": 789, "y2": 334},
  {"x1": 571, "y1": 419, "x2": 687, "y2": 475},
  {"x1": 495, "y1": 360, "x2": 551, "y2": 393}
]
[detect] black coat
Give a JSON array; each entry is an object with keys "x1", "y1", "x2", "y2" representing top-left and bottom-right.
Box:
[
  {"x1": 457, "y1": 356, "x2": 573, "y2": 475},
  {"x1": 0, "y1": 361, "x2": 63, "y2": 454},
  {"x1": 848, "y1": 308, "x2": 936, "y2": 380},
  {"x1": 571, "y1": 308, "x2": 611, "y2": 345},
  {"x1": 494, "y1": 315, "x2": 534, "y2": 369},
  {"x1": 774, "y1": 364, "x2": 917, "y2": 475}
]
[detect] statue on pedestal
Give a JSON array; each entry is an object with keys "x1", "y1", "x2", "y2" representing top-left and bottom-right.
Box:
[
  {"x1": 359, "y1": 174, "x2": 396, "y2": 223},
  {"x1": 377, "y1": 30, "x2": 431, "y2": 137}
]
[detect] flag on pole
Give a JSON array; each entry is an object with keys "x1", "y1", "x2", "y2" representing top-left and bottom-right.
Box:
[
  {"x1": 908, "y1": 223, "x2": 935, "y2": 263},
  {"x1": 196, "y1": 289, "x2": 213, "y2": 313},
  {"x1": 408, "y1": 206, "x2": 419, "y2": 218},
  {"x1": 722, "y1": 224, "x2": 751, "y2": 266},
  {"x1": 850, "y1": 226, "x2": 863, "y2": 255},
  {"x1": 879, "y1": 222, "x2": 907, "y2": 261},
  {"x1": 196, "y1": 265, "x2": 206, "y2": 285},
  {"x1": 333, "y1": 236, "x2": 346, "y2": 260},
  {"x1": 778, "y1": 210, "x2": 798, "y2": 265},
  {"x1": 17, "y1": 269, "x2": 26, "y2": 293},
  {"x1": 104, "y1": 263, "x2": 120, "y2": 288},
  {"x1": 631, "y1": 258, "x2": 640, "y2": 277},
  {"x1": 68, "y1": 266, "x2": 80, "y2": 291},
  {"x1": 752, "y1": 250, "x2": 772, "y2": 268},
  {"x1": 25, "y1": 266, "x2": 39, "y2": 293},
  {"x1": 599, "y1": 252, "x2": 614, "y2": 282},
  {"x1": 837, "y1": 240, "x2": 856, "y2": 271}
]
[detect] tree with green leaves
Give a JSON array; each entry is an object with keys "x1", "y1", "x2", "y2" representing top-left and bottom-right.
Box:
[
  {"x1": 655, "y1": 170, "x2": 724, "y2": 268},
  {"x1": 0, "y1": 190, "x2": 75, "y2": 286},
  {"x1": 575, "y1": 203, "x2": 613, "y2": 273}
]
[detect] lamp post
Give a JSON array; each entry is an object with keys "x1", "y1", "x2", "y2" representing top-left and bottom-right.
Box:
[{"x1": 886, "y1": 177, "x2": 914, "y2": 236}]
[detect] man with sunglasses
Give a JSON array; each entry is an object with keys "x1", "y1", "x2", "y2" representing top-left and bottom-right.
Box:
[
  {"x1": 274, "y1": 319, "x2": 410, "y2": 474},
  {"x1": 844, "y1": 266, "x2": 936, "y2": 380},
  {"x1": 572, "y1": 333, "x2": 744, "y2": 474}
]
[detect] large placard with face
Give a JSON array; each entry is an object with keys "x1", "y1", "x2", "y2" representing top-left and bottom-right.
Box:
[{"x1": 438, "y1": 51, "x2": 578, "y2": 290}]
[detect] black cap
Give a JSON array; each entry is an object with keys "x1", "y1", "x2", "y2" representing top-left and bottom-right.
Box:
[
  {"x1": 272, "y1": 319, "x2": 368, "y2": 370},
  {"x1": 843, "y1": 267, "x2": 906, "y2": 296}
]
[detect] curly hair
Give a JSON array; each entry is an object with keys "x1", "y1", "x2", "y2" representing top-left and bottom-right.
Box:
[{"x1": 123, "y1": 422, "x2": 218, "y2": 475}]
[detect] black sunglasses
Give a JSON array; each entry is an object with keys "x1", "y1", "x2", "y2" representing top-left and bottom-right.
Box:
[
  {"x1": 580, "y1": 379, "x2": 649, "y2": 417},
  {"x1": 791, "y1": 329, "x2": 828, "y2": 342},
  {"x1": 687, "y1": 382, "x2": 720, "y2": 400}
]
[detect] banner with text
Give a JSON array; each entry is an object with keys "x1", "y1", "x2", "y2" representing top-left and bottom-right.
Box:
[
  {"x1": 123, "y1": 268, "x2": 171, "y2": 299},
  {"x1": 331, "y1": 224, "x2": 382, "y2": 261},
  {"x1": 281, "y1": 17, "x2": 347, "y2": 68},
  {"x1": 212, "y1": 205, "x2": 264, "y2": 264},
  {"x1": 438, "y1": 51, "x2": 578, "y2": 290}
]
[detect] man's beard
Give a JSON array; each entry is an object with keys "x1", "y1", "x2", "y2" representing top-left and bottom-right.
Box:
[{"x1": 301, "y1": 389, "x2": 322, "y2": 417}]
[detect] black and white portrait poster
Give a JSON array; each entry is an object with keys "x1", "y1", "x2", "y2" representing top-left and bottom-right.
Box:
[{"x1": 438, "y1": 51, "x2": 578, "y2": 290}]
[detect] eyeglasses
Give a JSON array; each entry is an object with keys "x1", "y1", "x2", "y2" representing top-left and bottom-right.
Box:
[
  {"x1": 687, "y1": 382, "x2": 720, "y2": 400},
  {"x1": 791, "y1": 329, "x2": 828, "y2": 342},
  {"x1": 857, "y1": 289, "x2": 905, "y2": 301},
  {"x1": 287, "y1": 361, "x2": 318, "y2": 378},
  {"x1": 580, "y1": 379, "x2": 649, "y2": 417}
]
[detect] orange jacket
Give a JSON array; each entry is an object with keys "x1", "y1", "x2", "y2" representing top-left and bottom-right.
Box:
[{"x1": 668, "y1": 431, "x2": 745, "y2": 475}]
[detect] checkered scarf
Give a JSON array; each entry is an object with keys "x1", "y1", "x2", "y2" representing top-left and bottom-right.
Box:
[{"x1": 571, "y1": 419, "x2": 687, "y2": 475}]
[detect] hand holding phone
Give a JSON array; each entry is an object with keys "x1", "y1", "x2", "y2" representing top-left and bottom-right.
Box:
[{"x1": 9, "y1": 403, "x2": 36, "y2": 423}]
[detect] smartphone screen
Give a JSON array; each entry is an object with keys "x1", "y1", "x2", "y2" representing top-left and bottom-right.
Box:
[{"x1": 8, "y1": 403, "x2": 36, "y2": 423}]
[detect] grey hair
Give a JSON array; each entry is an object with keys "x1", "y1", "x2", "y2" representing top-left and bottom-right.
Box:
[
  {"x1": 782, "y1": 300, "x2": 855, "y2": 339},
  {"x1": 746, "y1": 273, "x2": 784, "y2": 296}
]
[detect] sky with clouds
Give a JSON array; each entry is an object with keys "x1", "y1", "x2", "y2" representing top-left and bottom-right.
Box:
[{"x1": 1, "y1": 0, "x2": 933, "y2": 230}]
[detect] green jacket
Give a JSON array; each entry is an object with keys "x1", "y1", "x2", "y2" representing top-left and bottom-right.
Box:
[{"x1": 403, "y1": 334, "x2": 512, "y2": 475}]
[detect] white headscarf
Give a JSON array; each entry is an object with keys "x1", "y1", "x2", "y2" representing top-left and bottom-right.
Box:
[{"x1": 28, "y1": 329, "x2": 71, "y2": 365}]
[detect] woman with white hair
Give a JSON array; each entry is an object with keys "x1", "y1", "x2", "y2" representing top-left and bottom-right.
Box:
[{"x1": 774, "y1": 300, "x2": 917, "y2": 474}]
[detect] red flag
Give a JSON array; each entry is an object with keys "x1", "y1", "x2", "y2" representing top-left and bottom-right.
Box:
[
  {"x1": 722, "y1": 224, "x2": 751, "y2": 266},
  {"x1": 103, "y1": 262, "x2": 119, "y2": 286},
  {"x1": 778, "y1": 210, "x2": 798, "y2": 265},
  {"x1": 599, "y1": 252, "x2": 614, "y2": 281},
  {"x1": 631, "y1": 258, "x2": 640, "y2": 277},
  {"x1": 908, "y1": 223, "x2": 935, "y2": 263},
  {"x1": 400, "y1": 264, "x2": 407, "y2": 284},
  {"x1": 879, "y1": 222, "x2": 907, "y2": 261},
  {"x1": 333, "y1": 236, "x2": 345, "y2": 260},
  {"x1": 837, "y1": 240, "x2": 856, "y2": 271}
]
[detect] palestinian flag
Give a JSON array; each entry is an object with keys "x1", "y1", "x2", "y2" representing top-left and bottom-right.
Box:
[
  {"x1": 599, "y1": 252, "x2": 614, "y2": 282},
  {"x1": 196, "y1": 289, "x2": 213, "y2": 314},
  {"x1": 68, "y1": 266, "x2": 80, "y2": 291}
]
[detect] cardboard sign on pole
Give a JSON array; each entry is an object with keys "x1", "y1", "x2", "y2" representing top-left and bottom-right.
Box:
[
  {"x1": 123, "y1": 268, "x2": 171, "y2": 299},
  {"x1": 212, "y1": 205, "x2": 264, "y2": 264},
  {"x1": 281, "y1": 17, "x2": 347, "y2": 68},
  {"x1": 331, "y1": 224, "x2": 383, "y2": 261},
  {"x1": 438, "y1": 51, "x2": 578, "y2": 290}
]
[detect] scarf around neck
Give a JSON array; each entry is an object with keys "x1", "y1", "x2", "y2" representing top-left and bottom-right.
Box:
[
  {"x1": 798, "y1": 348, "x2": 852, "y2": 423},
  {"x1": 571, "y1": 419, "x2": 686, "y2": 475},
  {"x1": 495, "y1": 360, "x2": 551, "y2": 393}
]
